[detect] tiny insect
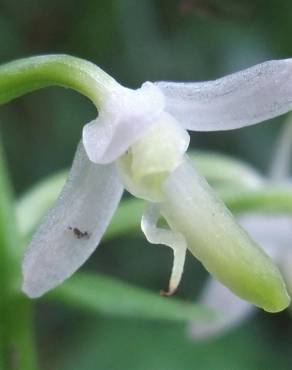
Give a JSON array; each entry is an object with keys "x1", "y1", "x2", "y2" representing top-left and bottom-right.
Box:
[{"x1": 68, "y1": 226, "x2": 90, "y2": 240}]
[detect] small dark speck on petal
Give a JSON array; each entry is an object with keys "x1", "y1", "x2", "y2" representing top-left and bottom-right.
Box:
[{"x1": 68, "y1": 226, "x2": 91, "y2": 240}]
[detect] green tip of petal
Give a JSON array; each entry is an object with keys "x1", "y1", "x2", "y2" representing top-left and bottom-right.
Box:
[
  {"x1": 262, "y1": 293, "x2": 290, "y2": 313},
  {"x1": 253, "y1": 271, "x2": 290, "y2": 313},
  {"x1": 231, "y1": 257, "x2": 290, "y2": 313},
  {"x1": 203, "y1": 237, "x2": 290, "y2": 313}
]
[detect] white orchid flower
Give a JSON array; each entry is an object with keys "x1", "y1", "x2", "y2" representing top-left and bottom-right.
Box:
[
  {"x1": 22, "y1": 57, "x2": 292, "y2": 313},
  {"x1": 190, "y1": 119, "x2": 292, "y2": 339}
]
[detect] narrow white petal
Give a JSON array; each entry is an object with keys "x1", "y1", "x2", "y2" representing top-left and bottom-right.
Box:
[
  {"x1": 278, "y1": 249, "x2": 292, "y2": 296},
  {"x1": 156, "y1": 59, "x2": 292, "y2": 131},
  {"x1": 83, "y1": 82, "x2": 165, "y2": 164},
  {"x1": 141, "y1": 204, "x2": 187, "y2": 295},
  {"x1": 22, "y1": 142, "x2": 123, "y2": 298},
  {"x1": 269, "y1": 117, "x2": 292, "y2": 181},
  {"x1": 239, "y1": 214, "x2": 292, "y2": 260},
  {"x1": 189, "y1": 278, "x2": 254, "y2": 339}
]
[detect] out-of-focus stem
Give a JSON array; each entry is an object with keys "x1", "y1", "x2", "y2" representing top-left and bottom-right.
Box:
[{"x1": 0, "y1": 136, "x2": 37, "y2": 370}]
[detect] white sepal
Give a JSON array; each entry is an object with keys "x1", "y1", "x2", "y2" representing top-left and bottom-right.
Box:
[
  {"x1": 22, "y1": 142, "x2": 123, "y2": 298},
  {"x1": 189, "y1": 278, "x2": 253, "y2": 339},
  {"x1": 156, "y1": 59, "x2": 292, "y2": 131}
]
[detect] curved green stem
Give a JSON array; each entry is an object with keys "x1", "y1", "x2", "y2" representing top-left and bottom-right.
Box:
[{"x1": 0, "y1": 54, "x2": 118, "y2": 107}]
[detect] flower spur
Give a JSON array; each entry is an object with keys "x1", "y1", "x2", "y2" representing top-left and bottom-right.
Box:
[{"x1": 20, "y1": 56, "x2": 292, "y2": 312}]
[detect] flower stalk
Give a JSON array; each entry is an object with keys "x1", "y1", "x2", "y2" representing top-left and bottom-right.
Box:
[{"x1": 0, "y1": 54, "x2": 117, "y2": 108}]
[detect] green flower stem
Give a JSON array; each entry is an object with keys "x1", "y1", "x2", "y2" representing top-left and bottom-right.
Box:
[
  {"x1": 0, "y1": 55, "x2": 117, "y2": 107},
  {"x1": 0, "y1": 136, "x2": 37, "y2": 370}
]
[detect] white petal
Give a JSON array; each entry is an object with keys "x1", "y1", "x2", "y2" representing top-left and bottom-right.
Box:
[
  {"x1": 278, "y1": 248, "x2": 292, "y2": 296},
  {"x1": 238, "y1": 214, "x2": 292, "y2": 261},
  {"x1": 141, "y1": 203, "x2": 187, "y2": 295},
  {"x1": 83, "y1": 82, "x2": 165, "y2": 164},
  {"x1": 22, "y1": 142, "x2": 123, "y2": 298},
  {"x1": 156, "y1": 59, "x2": 292, "y2": 131},
  {"x1": 269, "y1": 117, "x2": 292, "y2": 181},
  {"x1": 189, "y1": 278, "x2": 254, "y2": 340}
]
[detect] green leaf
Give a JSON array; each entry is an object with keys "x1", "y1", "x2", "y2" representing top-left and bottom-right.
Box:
[
  {"x1": 105, "y1": 198, "x2": 145, "y2": 240},
  {"x1": 47, "y1": 272, "x2": 215, "y2": 322},
  {"x1": 192, "y1": 151, "x2": 263, "y2": 190},
  {"x1": 223, "y1": 186, "x2": 292, "y2": 213}
]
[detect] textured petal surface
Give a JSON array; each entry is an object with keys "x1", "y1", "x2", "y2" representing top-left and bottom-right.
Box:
[
  {"x1": 156, "y1": 59, "x2": 292, "y2": 131},
  {"x1": 22, "y1": 142, "x2": 123, "y2": 298},
  {"x1": 83, "y1": 82, "x2": 165, "y2": 164}
]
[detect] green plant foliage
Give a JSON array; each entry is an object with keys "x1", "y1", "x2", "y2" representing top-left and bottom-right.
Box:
[
  {"x1": 1, "y1": 1, "x2": 292, "y2": 368},
  {"x1": 48, "y1": 272, "x2": 214, "y2": 322}
]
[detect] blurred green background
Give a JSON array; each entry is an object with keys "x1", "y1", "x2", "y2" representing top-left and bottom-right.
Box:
[{"x1": 1, "y1": 0, "x2": 292, "y2": 369}]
